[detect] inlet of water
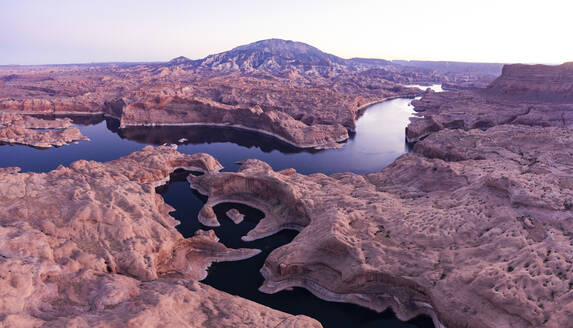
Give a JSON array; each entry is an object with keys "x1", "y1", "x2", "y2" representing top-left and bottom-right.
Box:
[{"x1": 0, "y1": 93, "x2": 440, "y2": 327}]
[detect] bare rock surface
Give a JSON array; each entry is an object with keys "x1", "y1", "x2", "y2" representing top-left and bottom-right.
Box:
[
  {"x1": 0, "y1": 145, "x2": 320, "y2": 327},
  {"x1": 487, "y1": 62, "x2": 573, "y2": 101},
  {"x1": 188, "y1": 125, "x2": 573, "y2": 328},
  {"x1": 0, "y1": 39, "x2": 500, "y2": 150},
  {"x1": 407, "y1": 63, "x2": 573, "y2": 142},
  {"x1": 0, "y1": 113, "x2": 88, "y2": 148},
  {"x1": 226, "y1": 208, "x2": 245, "y2": 224},
  {"x1": 0, "y1": 61, "x2": 414, "y2": 149}
]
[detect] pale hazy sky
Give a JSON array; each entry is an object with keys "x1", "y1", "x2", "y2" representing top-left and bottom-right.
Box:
[{"x1": 1, "y1": 0, "x2": 571, "y2": 65}]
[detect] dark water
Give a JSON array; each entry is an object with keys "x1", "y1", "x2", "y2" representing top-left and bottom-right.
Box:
[
  {"x1": 160, "y1": 172, "x2": 434, "y2": 328},
  {"x1": 0, "y1": 98, "x2": 415, "y2": 174},
  {"x1": 0, "y1": 98, "x2": 435, "y2": 327}
]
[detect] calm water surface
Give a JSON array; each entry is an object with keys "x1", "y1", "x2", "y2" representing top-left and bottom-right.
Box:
[
  {"x1": 0, "y1": 96, "x2": 437, "y2": 328},
  {"x1": 160, "y1": 173, "x2": 434, "y2": 328},
  {"x1": 0, "y1": 98, "x2": 416, "y2": 174}
]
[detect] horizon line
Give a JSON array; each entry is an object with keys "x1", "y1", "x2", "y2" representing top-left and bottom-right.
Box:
[{"x1": 0, "y1": 38, "x2": 566, "y2": 67}]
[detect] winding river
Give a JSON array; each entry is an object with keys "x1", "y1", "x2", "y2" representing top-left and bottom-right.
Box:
[{"x1": 0, "y1": 91, "x2": 441, "y2": 328}]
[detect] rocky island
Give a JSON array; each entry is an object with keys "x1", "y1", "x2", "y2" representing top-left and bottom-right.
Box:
[{"x1": 0, "y1": 113, "x2": 88, "y2": 148}]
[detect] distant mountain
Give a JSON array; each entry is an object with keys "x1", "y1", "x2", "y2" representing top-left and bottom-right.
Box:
[
  {"x1": 167, "y1": 56, "x2": 192, "y2": 65},
  {"x1": 392, "y1": 60, "x2": 503, "y2": 76},
  {"x1": 166, "y1": 38, "x2": 504, "y2": 84},
  {"x1": 227, "y1": 39, "x2": 346, "y2": 66},
  {"x1": 347, "y1": 57, "x2": 394, "y2": 70},
  {"x1": 171, "y1": 39, "x2": 347, "y2": 75}
]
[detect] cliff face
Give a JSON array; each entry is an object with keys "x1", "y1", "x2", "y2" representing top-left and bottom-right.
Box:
[
  {"x1": 407, "y1": 62, "x2": 573, "y2": 143},
  {"x1": 118, "y1": 99, "x2": 349, "y2": 149},
  {"x1": 487, "y1": 62, "x2": 573, "y2": 101}
]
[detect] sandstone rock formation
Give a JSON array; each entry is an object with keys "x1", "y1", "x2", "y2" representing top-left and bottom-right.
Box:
[
  {"x1": 117, "y1": 98, "x2": 349, "y2": 149},
  {"x1": 0, "y1": 145, "x2": 320, "y2": 327},
  {"x1": 226, "y1": 208, "x2": 245, "y2": 224},
  {"x1": 187, "y1": 124, "x2": 573, "y2": 328},
  {"x1": 5, "y1": 41, "x2": 564, "y2": 328},
  {"x1": 407, "y1": 63, "x2": 573, "y2": 142},
  {"x1": 487, "y1": 62, "x2": 573, "y2": 101},
  {"x1": 0, "y1": 39, "x2": 500, "y2": 150},
  {"x1": 0, "y1": 113, "x2": 88, "y2": 148}
]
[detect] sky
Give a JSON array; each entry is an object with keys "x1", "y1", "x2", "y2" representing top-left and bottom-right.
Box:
[{"x1": 1, "y1": 0, "x2": 572, "y2": 65}]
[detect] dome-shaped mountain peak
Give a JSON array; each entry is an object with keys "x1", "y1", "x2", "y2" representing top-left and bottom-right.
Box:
[{"x1": 195, "y1": 38, "x2": 347, "y2": 73}]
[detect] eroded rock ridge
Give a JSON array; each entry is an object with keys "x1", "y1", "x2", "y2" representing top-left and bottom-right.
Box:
[
  {"x1": 187, "y1": 124, "x2": 573, "y2": 328},
  {"x1": 0, "y1": 39, "x2": 500, "y2": 149},
  {"x1": 407, "y1": 62, "x2": 573, "y2": 143},
  {"x1": 0, "y1": 145, "x2": 320, "y2": 327}
]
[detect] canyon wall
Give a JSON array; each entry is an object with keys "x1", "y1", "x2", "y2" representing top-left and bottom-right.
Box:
[{"x1": 487, "y1": 62, "x2": 573, "y2": 101}]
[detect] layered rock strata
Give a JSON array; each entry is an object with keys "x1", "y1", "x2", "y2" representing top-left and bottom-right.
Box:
[
  {"x1": 117, "y1": 98, "x2": 349, "y2": 149},
  {"x1": 0, "y1": 66, "x2": 415, "y2": 149},
  {"x1": 188, "y1": 125, "x2": 573, "y2": 328},
  {"x1": 0, "y1": 113, "x2": 88, "y2": 148},
  {"x1": 0, "y1": 145, "x2": 320, "y2": 327},
  {"x1": 407, "y1": 63, "x2": 573, "y2": 143},
  {"x1": 487, "y1": 62, "x2": 573, "y2": 100},
  {"x1": 0, "y1": 39, "x2": 501, "y2": 150},
  {"x1": 0, "y1": 44, "x2": 422, "y2": 150},
  {"x1": 0, "y1": 39, "x2": 501, "y2": 149}
]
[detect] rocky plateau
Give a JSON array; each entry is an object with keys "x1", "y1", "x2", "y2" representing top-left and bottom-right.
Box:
[
  {"x1": 407, "y1": 62, "x2": 573, "y2": 143},
  {"x1": 0, "y1": 39, "x2": 500, "y2": 149}
]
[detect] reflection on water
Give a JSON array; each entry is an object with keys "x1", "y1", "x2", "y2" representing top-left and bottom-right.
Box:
[
  {"x1": 0, "y1": 98, "x2": 434, "y2": 327},
  {"x1": 0, "y1": 98, "x2": 417, "y2": 174},
  {"x1": 117, "y1": 125, "x2": 310, "y2": 154},
  {"x1": 159, "y1": 172, "x2": 434, "y2": 328}
]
